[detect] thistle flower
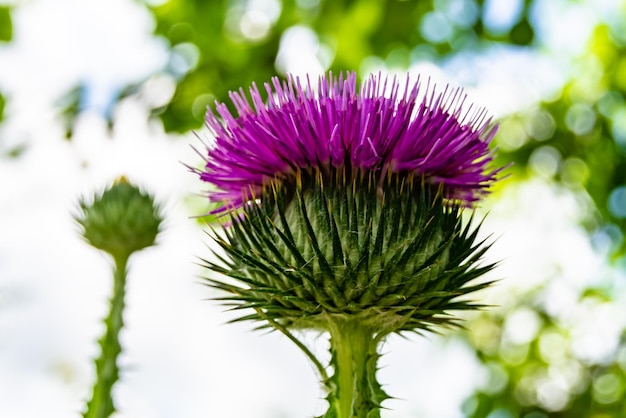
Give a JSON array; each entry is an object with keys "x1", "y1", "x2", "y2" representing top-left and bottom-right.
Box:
[{"x1": 195, "y1": 72, "x2": 502, "y2": 418}]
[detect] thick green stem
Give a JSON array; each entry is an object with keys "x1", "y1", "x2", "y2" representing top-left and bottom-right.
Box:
[
  {"x1": 83, "y1": 254, "x2": 128, "y2": 418},
  {"x1": 324, "y1": 319, "x2": 387, "y2": 418}
]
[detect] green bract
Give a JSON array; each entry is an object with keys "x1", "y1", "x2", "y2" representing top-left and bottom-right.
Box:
[{"x1": 206, "y1": 168, "x2": 494, "y2": 334}]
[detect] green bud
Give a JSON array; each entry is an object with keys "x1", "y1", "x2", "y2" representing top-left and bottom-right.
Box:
[{"x1": 76, "y1": 177, "x2": 162, "y2": 260}]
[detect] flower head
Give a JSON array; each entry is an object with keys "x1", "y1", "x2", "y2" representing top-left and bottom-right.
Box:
[
  {"x1": 196, "y1": 71, "x2": 502, "y2": 333},
  {"x1": 199, "y1": 71, "x2": 498, "y2": 211},
  {"x1": 196, "y1": 72, "x2": 504, "y2": 418}
]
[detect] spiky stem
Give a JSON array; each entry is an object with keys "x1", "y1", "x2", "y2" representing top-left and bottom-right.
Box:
[
  {"x1": 83, "y1": 254, "x2": 128, "y2": 418},
  {"x1": 324, "y1": 319, "x2": 387, "y2": 418}
]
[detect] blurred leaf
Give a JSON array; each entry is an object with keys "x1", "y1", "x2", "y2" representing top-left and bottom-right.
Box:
[
  {"x1": 6, "y1": 145, "x2": 26, "y2": 158},
  {"x1": 55, "y1": 85, "x2": 84, "y2": 139},
  {"x1": 0, "y1": 90, "x2": 27, "y2": 158},
  {"x1": 0, "y1": 91, "x2": 5, "y2": 123},
  {"x1": 0, "y1": 6, "x2": 12, "y2": 42},
  {"x1": 509, "y1": 18, "x2": 534, "y2": 46}
]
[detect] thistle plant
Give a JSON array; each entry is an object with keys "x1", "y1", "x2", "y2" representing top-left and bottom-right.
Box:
[
  {"x1": 195, "y1": 72, "x2": 502, "y2": 418},
  {"x1": 75, "y1": 177, "x2": 162, "y2": 418}
]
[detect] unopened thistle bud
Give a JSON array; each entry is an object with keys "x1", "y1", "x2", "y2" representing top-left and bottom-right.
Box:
[
  {"x1": 76, "y1": 177, "x2": 162, "y2": 261},
  {"x1": 76, "y1": 177, "x2": 162, "y2": 418}
]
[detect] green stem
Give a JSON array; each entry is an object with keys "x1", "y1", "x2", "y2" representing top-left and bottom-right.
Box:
[
  {"x1": 324, "y1": 319, "x2": 387, "y2": 418},
  {"x1": 83, "y1": 254, "x2": 129, "y2": 418}
]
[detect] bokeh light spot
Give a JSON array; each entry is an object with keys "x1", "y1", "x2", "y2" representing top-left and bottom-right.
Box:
[
  {"x1": 439, "y1": 0, "x2": 479, "y2": 28},
  {"x1": 591, "y1": 223, "x2": 624, "y2": 254},
  {"x1": 469, "y1": 316, "x2": 501, "y2": 355},
  {"x1": 296, "y1": 0, "x2": 320, "y2": 9},
  {"x1": 565, "y1": 103, "x2": 596, "y2": 136},
  {"x1": 611, "y1": 107, "x2": 626, "y2": 153},
  {"x1": 141, "y1": 73, "x2": 177, "y2": 109},
  {"x1": 482, "y1": 0, "x2": 523, "y2": 35},
  {"x1": 523, "y1": 412, "x2": 548, "y2": 418},
  {"x1": 386, "y1": 47, "x2": 410, "y2": 70},
  {"x1": 486, "y1": 408, "x2": 516, "y2": 418},
  {"x1": 503, "y1": 308, "x2": 542, "y2": 345},
  {"x1": 529, "y1": 146, "x2": 561, "y2": 178},
  {"x1": 169, "y1": 43, "x2": 200, "y2": 76},
  {"x1": 168, "y1": 22, "x2": 196, "y2": 44},
  {"x1": 420, "y1": 11, "x2": 453, "y2": 44},
  {"x1": 537, "y1": 376, "x2": 569, "y2": 411},
  {"x1": 239, "y1": 10, "x2": 271, "y2": 40},
  {"x1": 608, "y1": 186, "x2": 626, "y2": 219},
  {"x1": 539, "y1": 330, "x2": 567, "y2": 363},
  {"x1": 500, "y1": 342, "x2": 529, "y2": 366},
  {"x1": 618, "y1": 346, "x2": 626, "y2": 372},
  {"x1": 482, "y1": 362, "x2": 509, "y2": 394},
  {"x1": 498, "y1": 117, "x2": 528, "y2": 151},
  {"x1": 597, "y1": 91, "x2": 624, "y2": 118},
  {"x1": 593, "y1": 372, "x2": 623, "y2": 404},
  {"x1": 275, "y1": 25, "x2": 325, "y2": 77},
  {"x1": 526, "y1": 109, "x2": 555, "y2": 141},
  {"x1": 515, "y1": 375, "x2": 538, "y2": 406},
  {"x1": 560, "y1": 157, "x2": 589, "y2": 187},
  {"x1": 192, "y1": 94, "x2": 215, "y2": 120}
]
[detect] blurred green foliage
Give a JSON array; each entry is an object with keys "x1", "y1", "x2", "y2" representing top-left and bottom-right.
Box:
[
  {"x1": 497, "y1": 23, "x2": 626, "y2": 258},
  {"x1": 147, "y1": 0, "x2": 535, "y2": 132},
  {"x1": 0, "y1": 6, "x2": 12, "y2": 42},
  {"x1": 0, "y1": 6, "x2": 10, "y2": 128},
  {"x1": 0, "y1": 92, "x2": 5, "y2": 124}
]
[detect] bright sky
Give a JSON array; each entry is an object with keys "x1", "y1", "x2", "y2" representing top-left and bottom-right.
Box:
[{"x1": 0, "y1": 0, "x2": 624, "y2": 417}]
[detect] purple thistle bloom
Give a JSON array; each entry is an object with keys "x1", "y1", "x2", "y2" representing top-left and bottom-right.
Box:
[
  {"x1": 199, "y1": 71, "x2": 498, "y2": 210},
  {"x1": 197, "y1": 72, "x2": 504, "y2": 418}
]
